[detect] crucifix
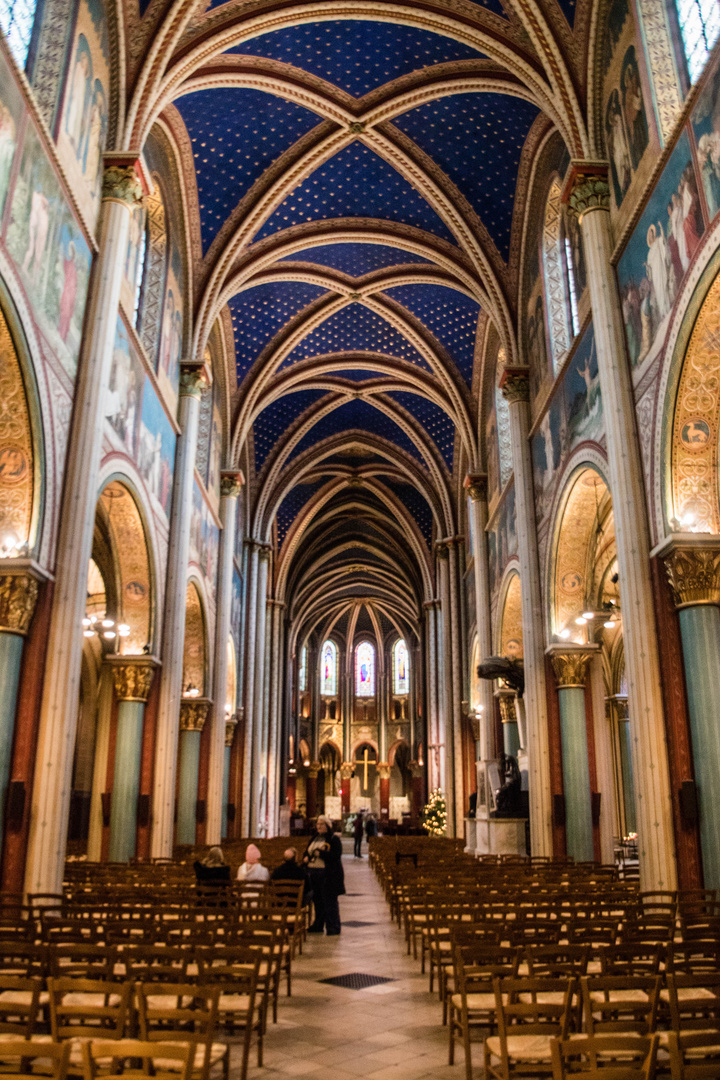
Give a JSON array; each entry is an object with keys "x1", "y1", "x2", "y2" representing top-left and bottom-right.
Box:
[{"x1": 352, "y1": 747, "x2": 376, "y2": 795}]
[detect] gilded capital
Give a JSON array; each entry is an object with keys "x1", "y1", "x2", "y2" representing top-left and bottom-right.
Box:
[
  {"x1": 377, "y1": 762, "x2": 391, "y2": 780},
  {"x1": 180, "y1": 698, "x2": 210, "y2": 732},
  {"x1": 111, "y1": 658, "x2": 156, "y2": 702},
  {"x1": 220, "y1": 471, "x2": 244, "y2": 499},
  {"x1": 496, "y1": 689, "x2": 517, "y2": 725},
  {"x1": 179, "y1": 360, "x2": 211, "y2": 399},
  {"x1": 500, "y1": 366, "x2": 530, "y2": 404},
  {"x1": 225, "y1": 719, "x2": 238, "y2": 747},
  {"x1": 102, "y1": 165, "x2": 143, "y2": 207},
  {"x1": 307, "y1": 761, "x2": 321, "y2": 779},
  {"x1": 663, "y1": 545, "x2": 720, "y2": 608},
  {"x1": 550, "y1": 650, "x2": 594, "y2": 688},
  {"x1": 0, "y1": 573, "x2": 39, "y2": 635},
  {"x1": 464, "y1": 473, "x2": 488, "y2": 502},
  {"x1": 340, "y1": 762, "x2": 353, "y2": 779},
  {"x1": 563, "y1": 161, "x2": 610, "y2": 220}
]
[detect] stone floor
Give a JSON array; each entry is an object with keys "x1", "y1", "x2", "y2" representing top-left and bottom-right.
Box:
[{"x1": 238, "y1": 841, "x2": 482, "y2": 1080}]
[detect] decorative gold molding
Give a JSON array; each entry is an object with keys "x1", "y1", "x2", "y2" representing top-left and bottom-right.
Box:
[
  {"x1": 0, "y1": 572, "x2": 39, "y2": 635},
  {"x1": 307, "y1": 761, "x2": 321, "y2": 779},
  {"x1": 340, "y1": 762, "x2": 353, "y2": 779},
  {"x1": 220, "y1": 471, "x2": 245, "y2": 499},
  {"x1": 464, "y1": 473, "x2": 488, "y2": 502},
  {"x1": 179, "y1": 360, "x2": 212, "y2": 399},
  {"x1": 500, "y1": 366, "x2": 530, "y2": 404},
  {"x1": 377, "y1": 762, "x2": 391, "y2": 780},
  {"x1": 101, "y1": 165, "x2": 143, "y2": 208},
  {"x1": 495, "y1": 689, "x2": 517, "y2": 725},
  {"x1": 179, "y1": 699, "x2": 210, "y2": 732},
  {"x1": 225, "y1": 719, "x2": 237, "y2": 747},
  {"x1": 563, "y1": 161, "x2": 610, "y2": 220},
  {"x1": 550, "y1": 650, "x2": 594, "y2": 688},
  {"x1": 663, "y1": 545, "x2": 720, "y2": 608},
  {"x1": 110, "y1": 658, "x2": 157, "y2": 702}
]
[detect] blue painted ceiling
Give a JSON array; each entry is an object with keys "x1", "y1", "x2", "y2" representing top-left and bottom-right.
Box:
[
  {"x1": 276, "y1": 479, "x2": 329, "y2": 546},
  {"x1": 175, "y1": 88, "x2": 321, "y2": 254},
  {"x1": 279, "y1": 243, "x2": 431, "y2": 276},
  {"x1": 228, "y1": 282, "x2": 327, "y2": 381},
  {"x1": 380, "y1": 479, "x2": 434, "y2": 546},
  {"x1": 383, "y1": 283, "x2": 480, "y2": 386},
  {"x1": 253, "y1": 389, "x2": 327, "y2": 471},
  {"x1": 280, "y1": 304, "x2": 432, "y2": 371},
  {"x1": 388, "y1": 391, "x2": 456, "y2": 468},
  {"x1": 225, "y1": 22, "x2": 491, "y2": 95},
  {"x1": 287, "y1": 399, "x2": 425, "y2": 465}
]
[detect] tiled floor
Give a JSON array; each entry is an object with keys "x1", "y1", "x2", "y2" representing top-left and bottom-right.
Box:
[{"x1": 238, "y1": 844, "x2": 482, "y2": 1080}]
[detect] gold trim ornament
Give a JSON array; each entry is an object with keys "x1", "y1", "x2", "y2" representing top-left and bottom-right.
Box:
[
  {"x1": 563, "y1": 162, "x2": 611, "y2": 220},
  {"x1": 0, "y1": 572, "x2": 39, "y2": 634},
  {"x1": 111, "y1": 659, "x2": 156, "y2": 702},
  {"x1": 101, "y1": 166, "x2": 143, "y2": 207},
  {"x1": 179, "y1": 360, "x2": 212, "y2": 399},
  {"x1": 500, "y1": 366, "x2": 531, "y2": 404},
  {"x1": 464, "y1": 473, "x2": 488, "y2": 502},
  {"x1": 220, "y1": 471, "x2": 244, "y2": 499},
  {"x1": 663, "y1": 545, "x2": 720, "y2": 608},
  {"x1": 550, "y1": 650, "x2": 594, "y2": 688},
  {"x1": 179, "y1": 699, "x2": 210, "y2": 732}
]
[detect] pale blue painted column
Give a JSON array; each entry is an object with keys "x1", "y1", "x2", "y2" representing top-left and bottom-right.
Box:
[
  {"x1": 498, "y1": 693, "x2": 520, "y2": 757},
  {"x1": 0, "y1": 572, "x2": 40, "y2": 859},
  {"x1": 503, "y1": 721, "x2": 520, "y2": 758},
  {"x1": 108, "y1": 660, "x2": 156, "y2": 862},
  {"x1": 176, "y1": 700, "x2": 209, "y2": 846},
  {"x1": 550, "y1": 649, "x2": 595, "y2": 863},
  {"x1": 221, "y1": 744, "x2": 231, "y2": 839}
]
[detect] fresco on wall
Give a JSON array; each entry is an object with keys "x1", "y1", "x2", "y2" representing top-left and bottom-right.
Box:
[
  {"x1": 617, "y1": 132, "x2": 705, "y2": 368},
  {"x1": 157, "y1": 248, "x2": 182, "y2": 408},
  {"x1": 138, "y1": 376, "x2": 175, "y2": 516},
  {"x1": 526, "y1": 248, "x2": 550, "y2": 403},
  {"x1": 190, "y1": 480, "x2": 219, "y2": 585},
  {"x1": 488, "y1": 483, "x2": 517, "y2": 594},
  {"x1": 563, "y1": 203, "x2": 587, "y2": 298},
  {"x1": 208, "y1": 401, "x2": 221, "y2": 504},
  {"x1": 486, "y1": 404, "x2": 499, "y2": 500},
  {"x1": 6, "y1": 124, "x2": 92, "y2": 380},
  {"x1": 532, "y1": 394, "x2": 564, "y2": 522},
  {"x1": 231, "y1": 567, "x2": 242, "y2": 643},
  {"x1": 0, "y1": 54, "x2": 23, "y2": 221},
  {"x1": 602, "y1": 0, "x2": 653, "y2": 213},
  {"x1": 105, "y1": 318, "x2": 144, "y2": 456},
  {"x1": 121, "y1": 203, "x2": 146, "y2": 315},
  {"x1": 57, "y1": 0, "x2": 109, "y2": 227},
  {"x1": 692, "y1": 53, "x2": 720, "y2": 220}
]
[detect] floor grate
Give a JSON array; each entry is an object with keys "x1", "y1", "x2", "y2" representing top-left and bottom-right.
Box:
[
  {"x1": 319, "y1": 973, "x2": 396, "y2": 990},
  {"x1": 342, "y1": 920, "x2": 377, "y2": 927}
]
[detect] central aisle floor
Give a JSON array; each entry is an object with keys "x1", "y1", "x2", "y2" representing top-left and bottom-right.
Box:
[{"x1": 244, "y1": 845, "x2": 471, "y2": 1080}]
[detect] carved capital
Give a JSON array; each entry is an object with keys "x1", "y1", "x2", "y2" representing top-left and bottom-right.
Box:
[
  {"x1": 410, "y1": 760, "x2": 424, "y2": 778},
  {"x1": 468, "y1": 712, "x2": 482, "y2": 741},
  {"x1": 464, "y1": 473, "x2": 488, "y2": 502},
  {"x1": 499, "y1": 366, "x2": 530, "y2": 404},
  {"x1": 220, "y1": 471, "x2": 244, "y2": 499},
  {"x1": 225, "y1": 719, "x2": 238, "y2": 747},
  {"x1": 307, "y1": 761, "x2": 321, "y2": 779},
  {"x1": 340, "y1": 762, "x2": 353, "y2": 779},
  {"x1": 495, "y1": 689, "x2": 517, "y2": 725},
  {"x1": 663, "y1": 545, "x2": 720, "y2": 608},
  {"x1": 550, "y1": 650, "x2": 594, "y2": 688},
  {"x1": 179, "y1": 360, "x2": 211, "y2": 399},
  {"x1": 0, "y1": 572, "x2": 39, "y2": 635},
  {"x1": 179, "y1": 698, "x2": 210, "y2": 732},
  {"x1": 435, "y1": 541, "x2": 449, "y2": 560},
  {"x1": 563, "y1": 161, "x2": 610, "y2": 220},
  {"x1": 110, "y1": 658, "x2": 156, "y2": 702},
  {"x1": 258, "y1": 544, "x2": 271, "y2": 563},
  {"x1": 101, "y1": 165, "x2": 143, "y2": 207},
  {"x1": 377, "y1": 762, "x2": 391, "y2": 780}
]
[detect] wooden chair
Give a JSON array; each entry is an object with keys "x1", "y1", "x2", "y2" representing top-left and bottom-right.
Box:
[
  {"x1": 448, "y1": 945, "x2": 519, "y2": 1080},
  {"x1": 0, "y1": 1039, "x2": 71, "y2": 1080},
  {"x1": 665, "y1": 973, "x2": 720, "y2": 1033},
  {"x1": 580, "y1": 976, "x2": 660, "y2": 1038},
  {"x1": 667, "y1": 1030, "x2": 720, "y2": 1079},
  {"x1": 0, "y1": 977, "x2": 43, "y2": 1041},
  {"x1": 195, "y1": 948, "x2": 260, "y2": 1080},
  {"x1": 484, "y1": 977, "x2": 576, "y2": 1080},
  {"x1": 49, "y1": 945, "x2": 116, "y2": 981},
  {"x1": 134, "y1": 982, "x2": 228, "y2": 1080},
  {"x1": 47, "y1": 977, "x2": 132, "y2": 1069},
  {"x1": 549, "y1": 1034, "x2": 659, "y2": 1079},
  {"x1": 81, "y1": 1039, "x2": 193, "y2": 1080}
]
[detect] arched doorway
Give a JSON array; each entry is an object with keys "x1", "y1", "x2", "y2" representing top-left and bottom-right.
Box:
[{"x1": 317, "y1": 740, "x2": 341, "y2": 817}]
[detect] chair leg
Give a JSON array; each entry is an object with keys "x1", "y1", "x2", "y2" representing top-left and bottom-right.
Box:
[{"x1": 463, "y1": 1013, "x2": 473, "y2": 1080}]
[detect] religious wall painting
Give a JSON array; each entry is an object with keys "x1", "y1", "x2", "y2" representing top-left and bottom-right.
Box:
[
  {"x1": 355, "y1": 640, "x2": 375, "y2": 697},
  {"x1": 692, "y1": 49, "x2": 720, "y2": 221},
  {"x1": 57, "y1": 0, "x2": 109, "y2": 228},
  {"x1": 564, "y1": 324, "x2": 603, "y2": 450},
  {"x1": 6, "y1": 123, "x2": 91, "y2": 380},
  {"x1": 138, "y1": 376, "x2": 175, "y2": 516},
  {"x1": 0, "y1": 49, "x2": 24, "y2": 223},
  {"x1": 207, "y1": 401, "x2": 221, "y2": 505},
  {"x1": 490, "y1": 483, "x2": 517, "y2": 599},
  {"x1": 156, "y1": 247, "x2": 182, "y2": 409},
  {"x1": 486, "y1": 402, "x2": 499, "y2": 500},
  {"x1": 393, "y1": 638, "x2": 409, "y2": 696},
  {"x1": 526, "y1": 258, "x2": 550, "y2": 405},
  {"x1": 105, "y1": 318, "x2": 144, "y2": 457},
  {"x1": 189, "y1": 480, "x2": 219, "y2": 585},
  {"x1": 601, "y1": 0, "x2": 657, "y2": 225},
  {"x1": 532, "y1": 393, "x2": 564, "y2": 521},
  {"x1": 0, "y1": 306, "x2": 35, "y2": 552},
  {"x1": 320, "y1": 639, "x2": 337, "y2": 697},
  {"x1": 617, "y1": 131, "x2": 705, "y2": 369},
  {"x1": 231, "y1": 567, "x2": 242, "y2": 644},
  {"x1": 121, "y1": 202, "x2": 146, "y2": 316}
]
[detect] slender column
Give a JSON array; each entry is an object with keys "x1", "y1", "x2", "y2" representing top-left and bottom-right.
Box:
[
  {"x1": 206, "y1": 471, "x2": 244, "y2": 845},
  {"x1": 549, "y1": 647, "x2": 596, "y2": 863},
  {"x1": 176, "y1": 699, "x2": 210, "y2": 846},
  {"x1": 150, "y1": 360, "x2": 210, "y2": 858},
  {"x1": 424, "y1": 601, "x2": 441, "y2": 791},
  {"x1": 340, "y1": 763, "x2": 352, "y2": 813},
  {"x1": 447, "y1": 539, "x2": 466, "y2": 833},
  {"x1": 496, "y1": 689, "x2": 520, "y2": 758},
  {"x1": 590, "y1": 654, "x2": 616, "y2": 865},
  {"x1": 565, "y1": 163, "x2": 676, "y2": 891},
  {"x1": 0, "y1": 571, "x2": 39, "y2": 858},
  {"x1": 86, "y1": 668, "x2": 113, "y2": 861},
  {"x1": 266, "y1": 599, "x2": 284, "y2": 836},
  {"x1": 24, "y1": 162, "x2": 144, "y2": 895},
  {"x1": 378, "y1": 762, "x2": 390, "y2": 819},
  {"x1": 436, "y1": 547, "x2": 455, "y2": 832},
  {"x1": 465, "y1": 477, "x2": 495, "y2": 760},
  {"x1": 107, "y1": 658, "x2": 157, "y2": 862},
  {"x1": 306, "y1": 761, "x2": 320, "y2": 820},
  {"x1": 222, "y1": 716, "x2": 237, "y2": 839},
  {"x1": 661, "y1": 540, "x2": 720, "y2": 889},
  {"x1": 251, "y1": 548, "x2": 269, "y2": 834},
  {"x1": 378, "y1": 667, "x2": 388, "y2": 762},
  {"x1": 241, "y1": 542, "x2": 260, "y2": 837},
  {"x1": 500, "y1": 369, "x2": 553, "y2": 857}
]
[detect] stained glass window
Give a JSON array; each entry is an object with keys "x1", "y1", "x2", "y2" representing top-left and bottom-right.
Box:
[
  {"x1": 0, "y1": 0, "x2": 36, "y2": 68},
  {"x1": 542, "y1": 180, "x2": 575, "y2": 373},
  {"x1": 393, "y1": 639, "x2": 409, "y2": 695},
  {"x1": 355, "y1": 640, "x2": 375, "y2": 697},
  {"x1": 299, "y1": 645, "x2": 307, "y2": 692},
  {"x1": 320, "y1": 640, "x2": 336, "y2": 696},
  {"x1": 495, "y1": 349, "x2": 512, "y2": 488},
  {"x1": 676, "y1": 0, "x2": 720, "y2": 81}
]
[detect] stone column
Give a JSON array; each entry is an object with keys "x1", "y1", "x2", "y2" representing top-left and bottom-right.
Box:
[
  {"x1": 340, "y1": 763, "x2": 352, "y2": 813},
  {"x1": 660, "y1": 540, "x2": 720, "y2": 889},
  {"x1": 465, "y1": 476, "x2": 496, "y2": 760},
  {"x1": 206, "y1": 471, "x2": 244, "y2": 845},
  {"x1": 251, "y1": 548, "x2": 269, "y2": 835},
  {"x1": 150, "y1": 360, "x2": 210, "y2": 859},
  {"x1": 0, "y1": 570, "x2": 40, "y2": 857},
  {"x1": 378, "y1": 762, "x2": 391, "y2": 819},
  {"x1": 447, "y1": 538, "x2": 467, "y2": 833},
  {"x1": 221, "y1": 715, "x2": 237, "y2": 839},
  {"x1": 566, "y1": 164, "x2": 676, "y2": 890},
  {"x1": 500, "y1": 368, "x2": 553, "y2": 857},
  {"x1": 306, "y1": 761, "x2": 320, "y2": 820},
  {"x1": 241, "y1": 541, "x2": 259, "y2": 837},
  {"x1": 436, "y1": 546, "x2": 455, "y2": 832},
  {"x1": 496, "y1": 688, "x2": 520, "y2": 758},
  {"x1": 424, "y1": 600, "x2": 442, "y2": 792},
  {"x1": 548, "y1": 646, "x2": 596, "y2": 863},
  {"x1": 24, "y1": 161, "x2": 145, "y2": 895},
  {"x1": 176, "y1": 698, "x2": 210, "y2": 846},
  {"x1": 107, "y1": 658, "x2": 157, "y2": 862},
  {"x1": 266, "y1": 598, "x2": 284, "y2": 837}
]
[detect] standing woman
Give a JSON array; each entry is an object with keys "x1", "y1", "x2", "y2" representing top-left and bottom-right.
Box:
[{"x1": 303, "y1": 815, "x2": 345, "y2": 935}]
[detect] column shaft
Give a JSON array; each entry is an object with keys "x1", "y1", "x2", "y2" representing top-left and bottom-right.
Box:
[
  {"x1": 251, "y1": 551, "x2": 269, "y2": 834},
  {"x1": 177, "y1": 730, "x2": 202, "y2": 846},
  {"x1": 108, "y1": 701, "x2": 144, "y2": 862},
  {"x1": 25, "y1": 168, "x2": 142, "y2": 894},
  {"x1": 466, "y1": 481, "x2": 496, "y2": 760},
  {"x1": 0, "y1": 632, "x2": 25, "y2": 853},
  {"x1": 557, "y1": 687, "x2": 594, "y2": 863},
  {"x1": 241, "y1": 543, "x2": 259, "y2": 837},
  {"x1": 447, "y1": 540, "x2": 466, "y2": 834},
  {"x1": 222, "y1": 743, "x2": 231, "y2": 839},
  {"x1": 437, "y1": 552, "x2": 454, "y2": 831}
]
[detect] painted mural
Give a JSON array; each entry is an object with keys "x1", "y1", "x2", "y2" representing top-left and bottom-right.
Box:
[
  {"x1": 486, "y1": 402, "x2": 499, "y2": 500},
  {"x1": 231, "y1": 567, "x2": 242, "y2": 644},
  {"x1": 157, "y1": 248, "x2": 182, "y2": 408},
  {"x1": 601, "y1": 0, "x2": 656, "y2": 219},
  {"x1": 105, "y1": 318, "x2": 144, "y2": 457},
  {"x1": 692, "y1": 51, "x2": 720, "y2": 221},
  {"x1": 121, "y1": 203, "x2": 146, "y2": 316},
  {"x1": 531, "y1": 323, "x2": 603, "y2": 523},
  {"x1": 525, "y1": 245, "x2": 550, "y2": 404},
  {"x1": 6, "y1": 124, "x2": 92, "y2": 381},
  {"x1": 488, "y1": 482, "x2": 517, "y2": 594},
  {"x1": 208, "y1": 401, "x2": 222, "y2": 505},
  {"x1": 190, "y1": 480, "x2": 219, "y2": 584},
  {"x1": 0, "y1": 54, "x2": 23, "y2": 221},
  {"x1": 617, "y1": 132, "x2": 705, "y2": 369},
  {"x1": 138, "y1": 376, "x2": 175, "y2": 516},
  {"x1": 57, "y1": 0, "x2": 109, "y2": 227}
]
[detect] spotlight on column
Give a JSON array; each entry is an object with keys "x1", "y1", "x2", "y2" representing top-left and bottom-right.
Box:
[
  {"x1": 117, "y1": 623, "x2": 130, "y2": 637},
  {"x1": 103, "y1": 630, "x2": 116, "y2": 639},
  {"x1": 575, "y1": 616, "x2": 587, "y2": 626},
  {"x1": 559, "y1": 628, "x2": 571, "y2": 640},
  {"x1": 603, "y1": 619, "x2": 617, "y2": 629},
  {"x1": 582, "y1": 611, "x2": 594, "y2": 621}
]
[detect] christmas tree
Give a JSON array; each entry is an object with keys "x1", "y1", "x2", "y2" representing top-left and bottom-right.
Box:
[{"x1": 421, "y1": 789, "x2": 447, "y2": 836}]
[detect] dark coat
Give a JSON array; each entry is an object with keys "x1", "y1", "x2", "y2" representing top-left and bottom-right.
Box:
[
  {"x1": 353, "y1": 815, "x2": 364, "y2": 839},
  {"x1": 270, "y1": 859, "x2": 311, "y2": 903},
  {"x1": 365, "y1": 818, "x2": 377, "y2": 838},
  {"x1": 303, "y1": 832, "x2": 345, "y2": 898},
  {"x1": 193, "y1": 861, "x2": 230, "y2": 883}
]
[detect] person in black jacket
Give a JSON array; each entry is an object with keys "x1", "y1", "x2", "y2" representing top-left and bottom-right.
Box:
[
  {"x1": 193, "y1": 846, "x2": 231, "y2": 883},
  {"x1": 302, "y1": 816, "x2": 345, "y2": 935},
  {"x1": 270, "y1": 847, "x2": 311, "y2": 904}
]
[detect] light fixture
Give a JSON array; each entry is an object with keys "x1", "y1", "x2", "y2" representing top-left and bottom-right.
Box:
[
  {"x1": 184, "y1": 683, "x2": 200, "y2": 698},
  {"x1": 603, "y1": 619, "x2": 616, "y2": 630},
  {"x1": 82, "y1": 614, "x2": 127, "y2": 641},
  {"x1": 559, "y1": 629, "x2": 571, "y2": 640},
  {"x1": 575, "y1": 617, "x2": 587, "y2": 626},
  {"x1": 117, "y1": 623, "x2": 130, "y2": 637},
  {"x1": 103, "y1": 630, "x2": 116, "y2": 639},
  {"x1": 0, "y1": 530, "x2": 26, "y2": 559},
  {"x1": 82, "y1": 617, "x2": 92, "y2": 627},
  {"x1": 582, "y1": 611, "x2": 594, "y2": 621},
  {"x1": 682, "y1": 511, "x2": 696, "y2": 528},
  {"x1": 83, "y1": 629, "x2": 95, "y2": 638}
]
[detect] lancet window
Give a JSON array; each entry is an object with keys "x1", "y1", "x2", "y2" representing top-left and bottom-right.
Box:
[
  {"x1": 320, "y1": 640, "x2": 337, "y2": 697},
  {"x1": 393, "y1": 639, "x2": 409, "y2": 696},
  {"x1": 495, "y1": 348, "x2": 513, "y2": 489},
  {"x1": 0, "y1": 0, "x2": 37, "y2": 67},
  {"x1": 299, "y1": 645, "x2": 307, "y2": 693},
  {"x1": 676, "y1": 0, "x2": 720, "y2": 81},
  {"x1": 542, "y1": 180, "x2": 579, "y2": 372},
  {"x1": 355, "y1": 640, "x2": 375, "y2": 697}
]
